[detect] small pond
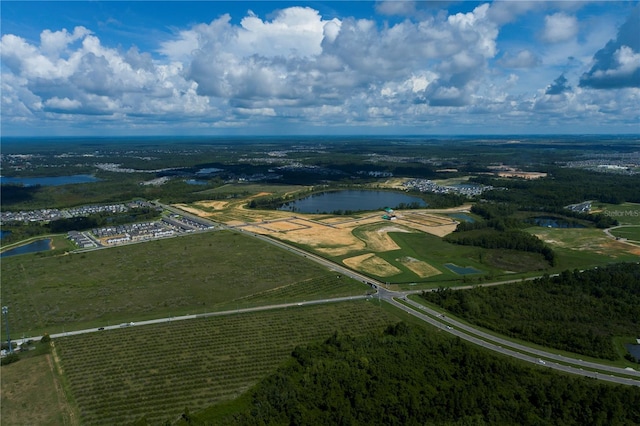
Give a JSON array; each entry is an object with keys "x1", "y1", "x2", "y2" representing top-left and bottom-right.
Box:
[
  {"x1": 0, "y1": 174, "x2": 100, "y2": 187},
  {"x1": 1, "y1": 239, "x2": 52, "y2": 258},
  {"x1": 444, "y1": 263, "x2": 482, "y2": 275},
  {"x1": 626, "y1": 344, "x2": 640, "y2": 360},
  {"x1": 532, "y1": 217, "x2": 585, "y2": 228},
  {"x1": 0, "y1": 230, "x2": 11, "y2": 240},
  {"x1": 448, "y1": 213, "x2": 475, "y2": 223},
  {"x1": 278, "y1": 190, "x2": 427, "y2": 214}
]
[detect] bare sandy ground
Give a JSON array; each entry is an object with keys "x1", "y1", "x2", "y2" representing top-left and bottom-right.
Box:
[
  {"x1": 361, "y1": 226, "x2": 413, "y2": 251},
  {"x1": 343, "y1": 253, "x2": 401, "y2": 277},
  {"x1": 195, "y1": 200, "x2": 229, "y2": 210},
  {"x1": 173, "y1": 196, "x2": 464, "y2": 255},
  {"x1": 397, "y1": 256, "x2": 442, "y2": 278}
]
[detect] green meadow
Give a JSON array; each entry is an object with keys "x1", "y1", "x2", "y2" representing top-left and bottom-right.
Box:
[
  {"x1": 596, "y1": 202, "x2": 640, "y2": 225},
  {"x1": 610, "y1": 226, "x2": 640, "y2": 243},
  {"x1": 0, "y1": 230, "x2": 368, "y2": 338}
]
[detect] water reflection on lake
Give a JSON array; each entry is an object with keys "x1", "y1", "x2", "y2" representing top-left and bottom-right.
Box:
[
  {"x1": 532, "y1": 217, "x2": 585, "y2": 228},
  {"x1": 278, "y1": 190, "x2": 427, "y2": 214},
  {"x1": 444, "y1": 263, "x2": 482, "y2": 275},
  {"x1": 448, "y1": 213, "x2": 475, "y2": 223},
  {"x1": 626, "y1": 344, "x2": 640, "y2": 360},
  {"x1": 1, "y1": 239, "x2": 52, "y2": 258},
  {"x1": 0, "y1": 175, "x2": 100, "y2": 186}
]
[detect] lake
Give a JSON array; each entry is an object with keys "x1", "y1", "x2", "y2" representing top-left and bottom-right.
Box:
[
  {"x1": 278, "y1": 190, "x2": 428, "y2": 214},
  {"x1": 1, "y1": 239, "x2": 52, "y2": 258},
  {"x1": 0, "y1": 174, "x2": 100, "y2": 186},
  {"x1": 532, "y1": 216, "x2": 585, "y2": 228},
  {"x1": 196, "y1": 167, "x2": 223, "y2": 175}
]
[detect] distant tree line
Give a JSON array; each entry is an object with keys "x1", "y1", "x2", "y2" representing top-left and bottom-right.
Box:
[
  {"x1": 446, "y1": 229, "x2": 556, "y2": 266},
  {"x1": 446, "y1": 203, "x2": 557, "y2": 266},
  {"x1": 471, "y1": 167, "x2": 640, "y2": 207}
]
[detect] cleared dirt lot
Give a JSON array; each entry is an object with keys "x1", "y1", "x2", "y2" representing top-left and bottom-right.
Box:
[
  {"x1": 175, "y1": 197, "x2": 465, "y2": 260},
  {"x1": 343, "y1": 253, "x2": 402, "y2": 277},
  {"x1": 397, "y1": 256, "x2": 442, "y2": 278}
]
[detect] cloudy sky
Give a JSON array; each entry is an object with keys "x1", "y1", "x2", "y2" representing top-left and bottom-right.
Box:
[{"x1": 1, "y1": 1, "x2": 639, "y2": 136}]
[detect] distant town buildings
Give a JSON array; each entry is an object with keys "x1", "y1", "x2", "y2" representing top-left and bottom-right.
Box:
[
  {"x1": 402, "y1": 179, "x2": 492, "y2": 197},
  {"x1": 1, "y1": 200, "x2": 154, "y2": 224},
  {"x1": 487, "y1": 165, "x2": 547, "y2": 180},
  {"x1": 565, "y1": 201, "x2": 592, "y2": 213},
  {"x1": 66, "y1": 213, "x2": 215, "y2": 249}
]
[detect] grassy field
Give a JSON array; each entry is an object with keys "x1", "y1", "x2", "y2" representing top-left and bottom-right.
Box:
[
  {"x1": 530, "y1": 227, "x2": 640, "y2": 269},
  {"x1": 53, "y1": 301, "x2": 400, "y2": 425},
  {"x1": 610, "y1": 226, "x2": 640, "y2": 243},
  {"x1": 594, "y1": 202, "x2": 640, "y2": 225},
  {"x1": 0, "y1": 230, "x2": 369, "y2": 338},
  {"x1": 196, "y1": 182, "x2": 307, "y2": 197},
  {"x1": 1, "y1": 348, "x2": 77, "y2": 426}
]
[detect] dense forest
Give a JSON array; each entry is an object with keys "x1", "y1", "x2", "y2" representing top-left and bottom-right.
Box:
[
  {"x1": 421, "y1": 263, "x2": 640, "y2": 360},
  {"x1": 185, "y1": 323, "x2": 640, "y2": 425},
  {"x1": 445, "y1": 203, "x2": 558, "y2": 266},
  {"x1": 471, "y1": 167, "x2": 640, "y2": 207},
  {"x1": 445, "y1": 228, "x2": 556, "y2": 266}
]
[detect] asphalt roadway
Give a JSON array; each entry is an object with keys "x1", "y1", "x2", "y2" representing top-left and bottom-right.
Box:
[{"x1": 33, "y1": 206, "x2": 640, "y2": 387}]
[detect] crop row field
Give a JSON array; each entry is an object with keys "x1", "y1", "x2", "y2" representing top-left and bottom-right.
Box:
[
  {"x1": 54, "y1": 301, "x2": 400, "y2": 425},
  {"x1": 0, "y1": 230, "x2": 368, "y2": 338}
]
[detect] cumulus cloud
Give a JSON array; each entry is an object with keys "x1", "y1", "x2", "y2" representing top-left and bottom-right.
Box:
[
  {"x1": 178, "y1": 3, "x2": 499, "y2": 110},
  {"x1": 580, "y1": 6, "x2": 640, "y2": 89},
  {"x1": 1, "y1": 4, "x2": 637, "y2": 135},
  {"x1": 542, "y1": 13, "x2": 578, "y2": 43},
  {"x1": 375, "y1": 1, "x2": 416, "y2": 16},
  {"x1": 498, "y1": 50, "x2": 541, "y2": 68},
  {"x1": 487, "y1": 1, "x2": 547, "y2": 26},
  {"x1": 44, "y1": 96, "x2": 82, "y2": 111},
  {"x1": 0, "y1": 27, "x2": 198, "y2": 118}
]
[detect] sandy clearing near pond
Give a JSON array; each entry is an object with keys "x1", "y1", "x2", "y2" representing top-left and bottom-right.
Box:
[
  {"x1": 241, "y1": 218, "x2": 366, "y2": 257},
  {"x1": 361, "y1": 226, "x2": 413, "y2": 251},
  {"x1": 172, "y1": 204, "x2": 209, "y2": 217},
  {"x1": 343, "y1": 253, "x2": 401, "y2": 277},
  {"x1": 397, "y1": 256, "x2": 442, "y2": 278},
  {"x1": 195, "y1": 200, "x2": 229, "y2": 210}
]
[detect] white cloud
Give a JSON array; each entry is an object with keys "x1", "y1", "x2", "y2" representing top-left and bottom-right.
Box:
[
  {"x1": 375, "y1": 1, "x2": 416, "y2": 17},
  {"x1": 40, "y1": 26, "x2": 91, "y2": 57},
  {"x1": 234, "y1": 107, "x2": 276, "y2": 117},
  {"x1": 498, "y1": 50, "x2": 541, "y2": 68},
  {"x1": 44, "y1": 97, "x2": 82, "y2": 111},
  {"x1": 1, "y1": 4, "x2": 638, "y2": 135},
  {"x1": 580, "y1": 6, "x2": 640, "y2": 89},
  {"x1": 542, "y1": 13, "x2": 578, "y2": 43}
]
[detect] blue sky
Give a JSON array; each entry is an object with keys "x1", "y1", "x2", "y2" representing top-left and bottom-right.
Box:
[{"x1": 1, "y1": 1, "x2": 638, "y2": 136}]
